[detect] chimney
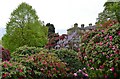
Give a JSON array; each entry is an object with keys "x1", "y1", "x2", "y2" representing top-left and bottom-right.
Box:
[
  {"x1": 74, "y1": 23, "x2": 78, "y2": 27},
  {"x1": 81, "y1": 24, "x2": 84, "y2": 28},
  {"x1": 89, "y1": 23, "x2": 92, "y2": 26}
]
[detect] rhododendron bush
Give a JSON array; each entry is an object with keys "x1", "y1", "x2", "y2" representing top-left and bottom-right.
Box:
[
  {"x1": 80, "y1": 22, "x2": 120, "y2": 78},
  {"x1": 2, "y1": 51, "x2": 69, "y2": 79}
]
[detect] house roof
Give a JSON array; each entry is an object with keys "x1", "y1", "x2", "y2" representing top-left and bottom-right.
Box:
[{"x1": 67, "y1": 25, "x2": 96, "y2": 31}]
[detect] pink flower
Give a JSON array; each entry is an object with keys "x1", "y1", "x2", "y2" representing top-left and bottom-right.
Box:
[
  {"x1": 101, "y1": 30, "x2": 104, "y2": 32},
  {"x1": 104, "y1": 74, "x2": 108, "y2": 78},
  {"x1": 109, "y1": 24, "x2": 112, "y2": 26},
  {"x1": 84, "y1": 73, "x2": 88, "y2": 77},
  {"x1": 117, "y1": 31, "x2": 120, "y2": 36},
  {"x1": 91, "y1": 67, "x2": 94, "y2": 70},
  {"x1": 102, "y1": 52, "x2": 105, "y2": 55},
  {"x1": 99, "y1": 42, "x2": 103, "y2": 46},
  {"x1": 106, "y1": 55, "x2": 109, "y2": 58},
  {"x1": 4, "y1": 64, "x2": 7, "y2": 68},
  {"x1": 78, "y1": 69, "x2": 82, "y2": 72},
  {"x1": 83, "y1": 67, "x2": 86, "y2": 70},
  {"x1": 19, "y1": 69, "x2": 23, "y2": 72},
  {"x1": 87, "y1": 64, "x2": 90, "y2": 67},
  {"x1": 109, "y1": 36, "x2": 113, "y2": 41},
  {"x1": 74, "y1": 73, "x2": 77, "y2": 76},
  {"x1": 110, "y1": 67, "x2": 114, "y2": 72},
  {"x1": 100, "y1": 65, "x2": 104, "y2": 69},
  {"x1": 110, "y1": 54, "x2": 113, "y2": 57}
]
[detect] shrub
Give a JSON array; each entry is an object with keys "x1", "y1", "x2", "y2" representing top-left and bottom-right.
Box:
[
  {"x1": 80, "y1": 23, "x2": 120, "y2": 78},
  {"x1": 52, "y1": 48, "x2": 84, "y2": 73},
  {"x1": 2, "y1": 51, "x2": 69, "y2": 79},
  {"x1": 0, "y1": 46, "x2": 10, "y2": 61}
]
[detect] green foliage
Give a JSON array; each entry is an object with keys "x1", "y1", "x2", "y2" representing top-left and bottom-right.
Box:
[
  {"x1": 80, "y1": 23, "x2": 120, "y2": 78},
  {"x1": 2, "y1": 51, "x2": 69, "y2": 79},
  {"x1": 13, "y1": 45, "x2": 43, "y2": 55},
  {"x1": 96, "y1": 2, "x2": 120, "y2": 24},
  {"x1": 0, "y1": 40, "x2": 2, "y2": 45},
  {"x1": 2, "y1": 2, "x2": 48, "y2": 52},
  {"x1": 52, "y1": 49, "x2": 84, "y2": 72}
]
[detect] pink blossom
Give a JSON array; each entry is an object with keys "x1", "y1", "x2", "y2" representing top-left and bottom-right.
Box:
[
  {"x1": 110, "y1": 54, "x2": 113, "y2": 57},
  {"x1": 84, "y1": 73, "x2": 88, "y2": 77},
  {"x1": 102, "y1": 30, "x2": 104, "y2": 32},
  {"x1": 104, "y1": 37, "x2": 107, "y2": 40},
  {"x1": 87, "y1": 64, "x2": 90, "y2": 67},
  {"x1": 4, "y1": 64, "x2": 7, "y2": 68},
  {"x1": 83, "y1": 67, "x2": 86, "y2": 70},
  {"x1": 19, "y1": 69, "x2": 23, "y2": 72},
  {"x1": 102, "y1": 52, "x2": 105, "y2": 55},
  {"x1": 110, "y1": 67, "x2": 114, "y2": 72},
  {"x1": 99, "y1": 42, "x2": 103, "y2": 46},
  {"x1": 100, "y1": 65, "x2": 104, "y2": 69},
  {"x1": 74, "y1": 73, "x2": 77, "y2": 76},
  {"x1": 109, "y1": 24, "x2": 112, "y2": 26},
  {"x1": 91, "y1": 67, "x2": 94, "y2": 70},
  {"x1": 78, "y1": 69, "x2": 82, "y2": 72},
  {"x1": 106, "y1": 55, "x2": 109, "y2": 58},
  {"x1": 104, "y1": 74, "x2": 108, "y2": 78},
  {"x1": 112, "y1": 46, "x2": 116, "y2": 50},
  {"x1": 117, "y1": 31, "x2": 120, "y2": 36},
  {"x1": 109, "y1": 36, "x2": 113, "y2": 41}
]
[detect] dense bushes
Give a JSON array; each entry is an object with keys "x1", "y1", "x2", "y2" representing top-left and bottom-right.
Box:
[
  {"x1": 2, "y1": 51, "x2": 69, "y2": 79},
  {"x1": 52, "y1": 49, "x2": 84, "y2": 72},
  {"x1": 80, "y1": 23, "x2": 120, "y2": 78}
]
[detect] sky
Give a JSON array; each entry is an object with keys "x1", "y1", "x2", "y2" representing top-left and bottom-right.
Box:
[{"x1": 0, "y1": 0, "x2": 107, "y2": 39}]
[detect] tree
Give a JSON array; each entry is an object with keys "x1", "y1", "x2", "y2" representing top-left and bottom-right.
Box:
[
  {"x1": 96, "y1": 1, "x2": 120, "y2": 24},
  {"x1": 0, "y1": 40, "x2": 2, "y2": 45},
  {"x1": 46, "y1": 23, "x2": 55, "y2": 37},
  {"x1": 2, "y1": 2, "x2": 48, "y2": 52}
]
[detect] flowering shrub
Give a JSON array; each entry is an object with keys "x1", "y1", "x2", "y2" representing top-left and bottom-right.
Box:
[
  {"x1": 52, "y1": 49, "x2": 84, "y2": 73},
  {"x1": 2, "y1": 51, "x2": 69, "y2": 79},
  {"x1": 0, "y1": 46, "x2": 10, "y2": 61},
  {"x1": 80, "y1": 23, "x2": 120, "y2": 78}
]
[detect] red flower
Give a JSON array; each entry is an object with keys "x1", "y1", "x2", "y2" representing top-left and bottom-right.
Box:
[
  {"x1": 2, "y1": 73, "x2": 7, "y2": 78},
  {"x1": 4, "y1": 64, "x2": 7, "y2": 68},
  {"x1": 109, "y1": 24, "x2": 112, "y2": 26},
  {"x1": 19, "y1": 69, "x2": 23, "y2": 72},
  {"x1": 114, "y1": 73, "x2": 117, "y2": 78}
]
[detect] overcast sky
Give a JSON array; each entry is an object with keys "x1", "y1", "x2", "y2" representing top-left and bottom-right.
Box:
[{"x1": 0, "y1": 0, "x2": 107, "y2": 39}]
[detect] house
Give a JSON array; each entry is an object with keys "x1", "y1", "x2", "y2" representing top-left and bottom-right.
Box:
[{"x1": 67, "y1": 23, "x2": 96, "y2": 35}]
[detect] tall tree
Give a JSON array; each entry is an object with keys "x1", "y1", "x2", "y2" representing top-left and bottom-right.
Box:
[
  {"x1": 96, "y1": 1, "x2": 120, "y2": 24},
  {"x1": 2, "y1": 2, "x2": 48, "y2": 52},
  {"x1": 46, "y1": 23, "x2": 55, "y2": 37}
]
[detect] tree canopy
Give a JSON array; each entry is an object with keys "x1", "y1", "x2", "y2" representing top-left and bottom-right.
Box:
[
  {"x1": 46, "y1": 23, "x2": 55, "y2": 37},
  {"x1": 2, "y1": 2, "x2": 48, "y2": 52},
  {"x1": 96, "y1": 1, "x2": 120, "y2": 24}
]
